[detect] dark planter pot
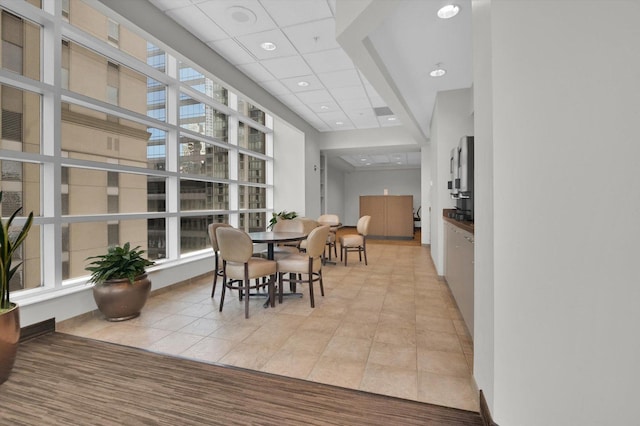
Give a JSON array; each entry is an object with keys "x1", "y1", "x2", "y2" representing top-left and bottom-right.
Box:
[
  {"x1": 92, "y1": 274, "x2": 151, "y2": 321},
  {"x1": 0, "y1": 303, "x2": 20, "y2": 385}
]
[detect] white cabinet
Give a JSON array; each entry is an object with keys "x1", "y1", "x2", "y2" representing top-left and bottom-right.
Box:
[{"x1": 444, "y1": 222, "x2": 474, "y2": 339}]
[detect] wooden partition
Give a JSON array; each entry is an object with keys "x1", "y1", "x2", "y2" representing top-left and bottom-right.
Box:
[{"x1": 359, "y1": 195, "x2": 413, "y2": 239}]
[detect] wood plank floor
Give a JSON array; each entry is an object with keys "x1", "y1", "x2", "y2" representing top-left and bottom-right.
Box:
[{"x1": 1, "y1": 333, "x2": 483, "y2": 425}]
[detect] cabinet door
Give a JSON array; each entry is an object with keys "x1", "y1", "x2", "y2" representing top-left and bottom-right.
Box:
[
  {"x1": 385, "y1": 195, "x2": 413, "y2": 237},
  {"x1": 359, "y1": 196, "x2": 385, "y2": 236}
]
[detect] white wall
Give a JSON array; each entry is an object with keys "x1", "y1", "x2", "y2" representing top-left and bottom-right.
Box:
[
  {"x1": 420, "y1": 145, "x2": 432, "y2": 244},
  {"x1": 474, "y1": 1, "x2": 640, "y2": 425},
  {"x1": 304, "y1": 132, "x2": 322, "y2": 219},
  {"x1": 429, "y1": 88, "x2": 474, "y2": 275},
  {"x1": 273, "y1": 119, "x2": 306, "y2": 216},
  {"x1": 342, "y1": 169, "x2": 421, "y2": 226},
  {"x1": 326, "y1": 164, "x2": 346, "y2": 220}
]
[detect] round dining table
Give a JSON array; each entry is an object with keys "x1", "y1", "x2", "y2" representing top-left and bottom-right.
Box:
[{"x1": 248, "y1": 231, "x2": 306, "y2": 260}]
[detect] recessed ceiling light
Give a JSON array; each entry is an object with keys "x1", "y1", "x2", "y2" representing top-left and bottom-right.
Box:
[
  {"x1": 387, "y1": 117, "x2": 397, "y2": 121},
  {"x1": 430, "y1": 64, "x2": 446, "y2": 77},
  {"x1": 320, "y1": 105, "x2": 329, "y2": 110},
  {"x1": 366, "y1": 163, "x2": 371, "y2": 166},
  {"x1": 360, "y1": 158, "x2": 366, "y2": 162},
  {"x1": 336, "y1": 121, "x2": 343, "y2": 125},
  {"x1": 297, "y1": 81, "x2": 309, "y2": 87},
  {"x1": 437, "y1": 4, "x2": 460, "y2": 19},
  {"x1": 397, "y1": 161, "x2": 402, "y2": 165},
  {"x1": 260, "y1": 42, "x2": 276, "y2": 51}
]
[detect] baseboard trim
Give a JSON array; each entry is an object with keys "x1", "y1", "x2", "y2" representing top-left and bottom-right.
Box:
[
  {"x1": 480, "y1": 390, "x2": 499, "y2": 426},
  {"x1": 20, "y1": 318, "x2": 56, "y2": 342}
]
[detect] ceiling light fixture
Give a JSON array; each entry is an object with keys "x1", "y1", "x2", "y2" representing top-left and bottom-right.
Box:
[
  {"x1": 297, "y1": 81, "x2": 309, "y2": 87},
  {"x1": 387, "y1": 117, "x2": 397, "y2": 121},
  {"x1": 320, "y1": 105, "x2": 329, "y2": 110},
  {"x1": 437, "y1": 4, "x2": 460, "y2": 19},
  {"x1": 430, "y1": 63, "x2": 446, "y2": 77},
  {"x1": 336, "y1": 121, "x2": 343, "y2": 125},
  {"x1": 260, "y1": 41, "x2": 276, "y2": 51}
]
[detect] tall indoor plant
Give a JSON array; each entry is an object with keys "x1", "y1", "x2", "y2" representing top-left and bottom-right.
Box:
[
  {"x1": 85, "y1": 242, "x2": 155, "y2": 321},
  {"x1": 0, "y1": 191, "x2": 34, "y2": 385}
]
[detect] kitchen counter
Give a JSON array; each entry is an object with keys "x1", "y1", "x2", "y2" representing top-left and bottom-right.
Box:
[{"x1": 443, "y1": 209, "x2": 474, "y2": 234}]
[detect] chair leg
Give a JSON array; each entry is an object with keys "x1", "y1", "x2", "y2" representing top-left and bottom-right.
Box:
[
  {"x1": 211, "y1": 255, "x2": 219, "y2": 298},
  {"x1": 278, "y1": 272, "x2": 284, "y2": 304},
  {"x1": 269, "y1": 274, "x2": 276, "y2": 308},
  {"x1": 308, "y1": 261, "x2": 315, "y2": 308},
  {"x1": 218, "y1": 271, "x2": 227, "y2": 312},
  {"x1": 363, "y1": 241, "x2": 368, "y2": 265},
  {"x1": 244, "y1": 278, "x2": 250, "y2": 319},
  {"x1": 319, "y1": 270, "x2": 325, "y2": 297}
]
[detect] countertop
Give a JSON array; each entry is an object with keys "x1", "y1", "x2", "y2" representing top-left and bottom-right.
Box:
[{"x1": 443, "y1": 209, "x2": 474, "y2": 234}]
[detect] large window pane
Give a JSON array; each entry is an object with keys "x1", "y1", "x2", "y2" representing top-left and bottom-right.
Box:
[
  {"x1": 180, "y1": 215, "x2": 228, "y2": 255},
  {"x1": 238, "y1": 185, "x2": 265, "y2": 210},
  {"x1": 179, "y1": 63, "x2": 227, "y2": 105},
  {"x1": 64, "y1": 219, "x2": 148, "y2": 281},
  {"x1": 63, "y1": 167, "x2": 148, "y2": 215},
  {"x1": 238, "y1": 99, "x2": 265, "y2": 125},
  {"x1": 6, "y1": 223, "x2": 40, "y2": 292},
  {"x1": 239, "y1": 212, "x2": 265, "y2": 233},
  {"x1": 147, "y1": 218, "x2": 165, "y2": 260},
  {"x1": 1, "y1": 84, "x2": 41, "y2": 154},
  {"x1": 239, "y1": 154, "x2": 265, "y2": 184},
  {"x1": 66, "y1": 40, "x2": 155, "y2": 116},
  {"x1": 179, "y1": 94, "x2": 228, "y2": 141},
  {"x1": 238, "y1": 122, "x2": 265, "y2": 154},
  {"x1": 62, "y1": 103, "x2": 152, "y2": 168},
  {"x1": 180, "y1": 179, "x2": 228, "y2": 211},
  {"x1": 179, "y1": 136, "x2": 228, "y2": 178},
  {"x1": 147, "y1": 176, "x2": 165, "y2": 212},
  {"x1": 1, "y1": 10, "x2": 40, "y2": 80}
]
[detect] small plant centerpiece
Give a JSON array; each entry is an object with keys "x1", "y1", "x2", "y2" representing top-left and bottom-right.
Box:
[
  {"x1": 85, "y1": 243, "x2": 155, "y2": 322},
  {"x1": 0, "y1": 191, "x2": 34, "y2": 385},
  {"x1": 268, "y1": 210, "x2": 298, "y2": 230}
]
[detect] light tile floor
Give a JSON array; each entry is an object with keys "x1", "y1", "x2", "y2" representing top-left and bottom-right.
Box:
[{"x1": 57, "y1": 243, "x2": 478, "y2": 412}]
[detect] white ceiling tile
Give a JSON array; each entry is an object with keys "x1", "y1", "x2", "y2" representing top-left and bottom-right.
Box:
[
  {"x1": 346, "y1": 108, "x2": 376, "y2": 120},
  {"x1": 282, "y1": 19, "x2": 340, "y2": 54},
  {"x1": 261, "y1": 56, "x2": 312, "y2": 79},
  {"x1": 350, "y1": 117, "x2": 380, "y2": 129},
  {"x1": 235, "y1": 29, "x2": 298, "y2": 60},
  {"x1": 197, "y1": 0, "x2": 277, "y2": 37},
  {"x1": 338, "y1": 98, "x2": 373, "y2": 110},
  {"x1": 149, "y1": 0, "x2": 194, "y2": 12},
  {"x1": 329, "y1": 122, "x2": 355, "y2": 131},
  {"x1": 166, "y1": 6, "x2": 228, "y2": 43},
  {"x1": 317, "y1": 69, "x2": 362, "y2": 89},
  {"x1": 330, "y1": 85, "x2": 367, "y2": 101},
  {"x1": 279, "y1": 75, "x2": 323, "y2": 93},
  {"x1": 379, "y1": 116, "x2": 403, "y2": 127},
  {"x1": 260, "y1": 0, "x2": 332, "y2": 27},
  {"x1": 327, "y1": 0, "x2": 337, "y2": 16},
  {"x1": 368, "y1": 95, "x2": 387, "y2": 108},
  {"x1": 295, "y1": 89, "x2": 333, "y2": 104},
  {"x1": 237, "y1": 62, "x2": 275, "y2": 82},
  {"x1": 317, "y1": 111, "x2": 349, "y2": 122},
  {"x1": 258, "y1": 79, "x2": 291, "y2": 96},
  {"x1": 306, "y1": 100, "x2": 341, "y2": 113},
  {"x1": 303, "y1": 49, "x2": 354, "y2": 74},
  {"x1": 208, "y1": 39, "x2": 256, "y2": 65}
]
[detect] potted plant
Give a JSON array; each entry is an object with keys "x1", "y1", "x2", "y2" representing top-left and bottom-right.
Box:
[
  {"x1": 0, "y1": 191, "x2": 33, "y2": 385},
  {"x1": 85, "y1": 242, "x2": 155, "y2": 322},
  {"x1": 268, "y1": 210, "x2": 298, "y2": 230}
]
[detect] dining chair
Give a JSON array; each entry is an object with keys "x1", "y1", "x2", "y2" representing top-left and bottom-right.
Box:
[
  {"x1": 207, "y1": 223, "x2": 233, "y2": 298},
  {"x1": 317, "y1": 214, "x2": 340, "y2": 260},
  {"x1": 276, "y1": 225, "x2": 330, "y2": 308},
  {"x1": 265, "y1": 218, "x2": 305, "y2": 259},
  {"x1": 297, "y1": 217, "x2": 320, "y2": 252},
  {"x1": 216, "y1": 227, "x2": 277, "y2": 318},
  {"x1": 339, "y1": 215, "x2": 371, "y2": 266}
]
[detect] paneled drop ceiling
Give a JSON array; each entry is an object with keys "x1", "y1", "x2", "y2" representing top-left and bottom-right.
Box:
[{"x1": 147, "y1": 0, "x2": 473, "y2": 170}]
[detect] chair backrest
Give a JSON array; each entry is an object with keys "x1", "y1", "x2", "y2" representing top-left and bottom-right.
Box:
[
  {"x1": 216, "y1": 227, "x2": 253, "y2": 263},
  {"x1": 208, "y1": 223, "x2": 232, "y2": 251},
  {"x1": 298, "y1": 218, "x2": 319, "y2": 236},
  {"x1": 357, "y1": 215, "x2": 371, "y2": 236},
  {"x1": 317, "y1": 214, "x2": 339, "y2": 226},
  {"x1": 272, "y1": 218, "x2": 304, "y2": 233},
  {"x1": 305, "y1": 225, "x2": 330, "y2": 257}
]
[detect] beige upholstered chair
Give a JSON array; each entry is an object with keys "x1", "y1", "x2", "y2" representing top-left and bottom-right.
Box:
[
  {"x1": 216, "y1": 227, "x2": 277, "y2": 318},
  {"x1": 297, "y1": 218, "x2": 320, "y2": 252},
  {"x1": 317, "y1": 214, "x2": 340, "y2": 260},
  {"x1": 265, "y1": 218, "x2": 305, "y2": 259},
  {"x1": 276, "y1": 225, "x2": 330, "y2": 307},
  {"x1": 339, "y1": 215, "x2": 371, "y2": 266},
  {"x1": 208, "y1": 223, "x2": 233, "y2": 298}
]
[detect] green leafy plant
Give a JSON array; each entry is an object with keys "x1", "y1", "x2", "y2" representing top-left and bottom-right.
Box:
[
  {"x1": 268, "y1": 210, "x2": 298, "y2": 230},
  {"x1": 0, "y1": 191, "x2": 34, "y2": 311},
  {"x1": 85, "y1": 242, "x2": 155, "y2": 285}
]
